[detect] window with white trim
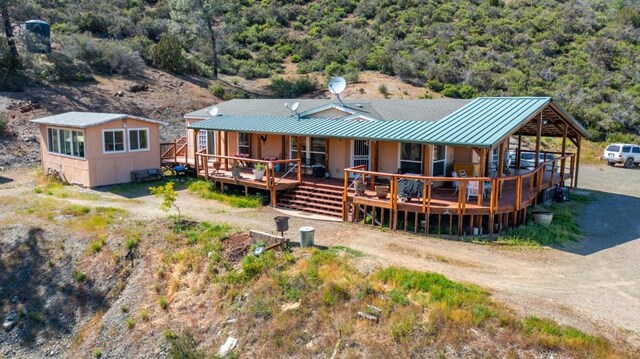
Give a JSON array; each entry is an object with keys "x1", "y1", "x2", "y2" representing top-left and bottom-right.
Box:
[
  {"x1": 432, "y1": 145, "x2": 446, "y2": 176},
  {"x1": 238, "y1": 132, "x2": 250, "y2": 155},
  {"x1": 103, "y1": 129, "x2": 125, "y2": 153},
  {"x1": 290, "y1": 136, "x2": 326, "y2": 166},
  {"x1": 128, "y1": 128, "x2": 149, "y2": 151},
  {"x1": 47, "y1": 127, "x2": 85, "y2": 158},
  {"x1": 399, "y1": 143, "x2": 423, "y2": 174}
]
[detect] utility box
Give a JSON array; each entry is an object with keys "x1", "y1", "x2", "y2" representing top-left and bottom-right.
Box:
[{"x1": 25, "y1": 20, "x2": 51, "y2": 54}]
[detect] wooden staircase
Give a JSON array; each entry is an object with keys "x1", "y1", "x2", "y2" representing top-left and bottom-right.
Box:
[{"x1": 277, "y1": 181, "x2": 344, "y2": 218}]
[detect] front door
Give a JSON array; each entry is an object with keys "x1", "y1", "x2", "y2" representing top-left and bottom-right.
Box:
[{"x1": 351, "y1": 140, "x2": 370, "y2": 170}]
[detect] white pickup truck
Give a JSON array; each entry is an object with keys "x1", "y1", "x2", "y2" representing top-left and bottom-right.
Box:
[{"x1": 602, "y1": 143, "x2": 640, "y2": 168}]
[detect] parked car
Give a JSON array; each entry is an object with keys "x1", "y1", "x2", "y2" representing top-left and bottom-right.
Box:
[
  {"x1": 602, "y1": 143, "x2": 640, "y2": 168},
  {"x1": 508, "y1": 152, "x2": 555, "y2": 170}
]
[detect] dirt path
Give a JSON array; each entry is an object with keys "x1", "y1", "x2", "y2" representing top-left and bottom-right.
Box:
[{"x1": 2, "y1": 165, "x2": 639, "y2": 349}]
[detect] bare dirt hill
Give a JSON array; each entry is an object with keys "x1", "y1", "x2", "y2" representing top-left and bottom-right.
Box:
[{"x1": 0, "y1": 70, "x2": 216, "y2": 168}]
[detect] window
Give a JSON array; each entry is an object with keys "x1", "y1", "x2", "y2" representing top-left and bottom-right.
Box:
[
  {"x1": 197, "y1": 130, "x2": 208, "y2": 152},
  {"x1": 290, "y1": 136, "x2": 326, "y2": 166},
  {"x1": 128, "y1": 128, "x2": 149, "y2": 151},
  {"x1": 633, "y1": 147, "x2": 640, "y2": 154},
  {"x1": 399, "y1": 143, "x2": 423, "y2": 174},
  {"x1": 46, "y1": 127, "x2": 84, "y2": 158},
  {"x1": 103, "y1": 129, "x2": 125, "y2": 153},
  {"x1": 622, "y1": 146, "x2": 631, "y2": 153},
  {"x1": 432, "y1": 145, "x2": 446, "y2": 176},
  {"x1": 238, "y1": 133, "x2": 250, "y2": 155}
]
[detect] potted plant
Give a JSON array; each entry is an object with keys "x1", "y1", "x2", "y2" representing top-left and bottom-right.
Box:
[
  {"x1": 532, "y1": 209, "x2": 553, "y2": 227},
  {"x1": 375, "y1": 184, "x2": 389, "y2": 199},
  {"x1": 354, "y1": 177, "x2": 366, "y2": 196},
  {"x1": 253, "y1": 162, "x2": 266, "y2": 181}
]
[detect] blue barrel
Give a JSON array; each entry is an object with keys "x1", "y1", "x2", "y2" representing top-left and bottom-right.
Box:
[{"x1": 25, "y1": 20, "x2": 51, "y2": 54}]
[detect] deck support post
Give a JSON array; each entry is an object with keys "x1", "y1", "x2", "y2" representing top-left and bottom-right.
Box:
[
  {"x1": 516, "y1": 135, "x2": 522, "y2": 170},
  {"x1": 574, "y1": 136, "x2": 581, "y2": 188},
  {"x1": 193, "y1": 130, "x2": 199, "y2": 175},
  {"x1": 560, "y1": 124, "x2": 567, "y2": 185},
  {"x1": 225, "y1": 132, "x2": 230, "y2": 169},
  {"x1": 479, "y1": 148, "x2": 487, "y2": 177},
  {"x1": 534, "y1": 113, "x2": 542, "y2": 168}
]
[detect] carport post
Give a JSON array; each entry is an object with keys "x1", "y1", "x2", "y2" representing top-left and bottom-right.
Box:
[{"x1": 574, "y1": 136, "x2": 581, "y2": 188}]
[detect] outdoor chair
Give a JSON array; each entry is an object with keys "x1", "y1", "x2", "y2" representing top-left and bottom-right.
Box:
[
  {"x1": 452, "y1": 171, "x2": 460, "y2": 195},
  {"x1": 458, "y1": 169, "x2": 468, "y2": 177},
  {"x1": 467, "y1": 180, "x2": 480, "y2": 201}
]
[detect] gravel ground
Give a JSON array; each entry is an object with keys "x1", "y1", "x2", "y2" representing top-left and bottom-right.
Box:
[{"x1": 1, "y1": 164, "x2": 639, "y2": 354}]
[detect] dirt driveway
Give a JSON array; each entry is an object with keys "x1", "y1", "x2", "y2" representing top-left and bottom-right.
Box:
[{"x1": 1, "y1": 164, "x2": 639, "y2": 349}]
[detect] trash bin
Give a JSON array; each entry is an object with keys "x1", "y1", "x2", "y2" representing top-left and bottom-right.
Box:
[
  {"x1": 299, "y1": 226, "x2": 315, "y2": 247},
  {"x1": 274, "y1": 216, "x2": 290, "y2": 232}
]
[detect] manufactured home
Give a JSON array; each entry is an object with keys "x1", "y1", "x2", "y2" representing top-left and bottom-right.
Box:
[
  {"x1": 164, "y1": 97, "x2": 588, "y2": 235},
  {"x1": 32, "y1": 112, "x2": 166, "y2": 187}
]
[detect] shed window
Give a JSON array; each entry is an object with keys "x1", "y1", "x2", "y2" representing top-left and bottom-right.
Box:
[
  {"x1": 128, "y1": 128, "x2": 149, "y2": 151},
  {"x1": 432, "y1": 145, "x2": 446, "y2": 177},
  {"x1": 103, "y1": 130, "x2": 125, "y2": 153},
  {"x1": 46, "y1": 127, "x2": 84, "y2": 158},
  {"x1": 399, "y1": 143, "x2": 423, "y2": 174}
]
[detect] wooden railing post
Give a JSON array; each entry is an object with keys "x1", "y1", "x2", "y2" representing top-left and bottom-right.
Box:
[
  {"x1": 297, "y1": 159, "x2": 302, "y2": 183},
  {"x1": 204, "y1": 157, "x2": 209, "y2": 181},
  {"x1": 342, "y1": 170, "x2": 349, "y2": 221},
  {"x1": 422, "y1": 178, "x2": 428, "y2": 213},
  {"x1": 194, "y1": 153, "x2": 199, "y2": 175},
  {"x1": 550, "y1": 160, "x2": 556, "y2": 186}
]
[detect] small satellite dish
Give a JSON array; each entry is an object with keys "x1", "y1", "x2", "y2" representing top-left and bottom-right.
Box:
[
  {"x1": 291, "y1": 102, "x2": 299, "y2": 112},
  {"x1": 328, "y1": 76, "x2": 347, "y2": 94},
  {"x1": 207, "y1": 106, "x2": 219, "y2": 117}
]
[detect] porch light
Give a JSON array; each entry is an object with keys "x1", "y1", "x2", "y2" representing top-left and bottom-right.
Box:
[{"x1": 260, "y1": 135, "x2": 267, "y2": 143}]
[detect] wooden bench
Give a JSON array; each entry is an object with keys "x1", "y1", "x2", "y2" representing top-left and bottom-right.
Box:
[{"x1": 131, "y1": 168, "x2": 163, "y2": 183}]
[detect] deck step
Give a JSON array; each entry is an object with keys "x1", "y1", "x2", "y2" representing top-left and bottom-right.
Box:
[
  {"x1": 278, "y1": 203, "x2": 341, "y2": 217},
  {"x1": 277, "y1": 182, "x2": 344, "y2": 218}
]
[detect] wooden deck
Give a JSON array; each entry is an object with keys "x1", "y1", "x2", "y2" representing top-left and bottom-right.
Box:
[
  {"x1": 196, "y1": 167, "x2": 300, "y2": 192},
  {"x1": 348, "y1": 170, "x2": 571, "y2": 216}
]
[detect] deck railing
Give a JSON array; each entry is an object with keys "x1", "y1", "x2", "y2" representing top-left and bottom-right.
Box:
[
  {"x1": 194, "y1": 152, "x2": 301, "y2": 206},
  {"x1": 343, "y1": 153, "x2": 575, "y2": 234},
  {"x1": 160, "y1": 137, "x2": 188, "y2": 163}
]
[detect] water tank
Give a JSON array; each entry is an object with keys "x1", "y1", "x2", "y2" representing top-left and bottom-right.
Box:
[{"x1": 25, "y1": 20, "x2": 51, "y2": 54}]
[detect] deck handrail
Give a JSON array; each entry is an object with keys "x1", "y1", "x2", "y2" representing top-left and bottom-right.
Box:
[{"x1": 343, "y1": 152, "x2": 576, "y2": 232}]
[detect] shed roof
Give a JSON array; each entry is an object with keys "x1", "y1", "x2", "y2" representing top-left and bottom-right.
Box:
[
  {"x1": 188, "y1": 97, "x2": 588, "y2": 148},
  {"x1": 31, "y1": 112, "x2": 167, "y2": 129}
]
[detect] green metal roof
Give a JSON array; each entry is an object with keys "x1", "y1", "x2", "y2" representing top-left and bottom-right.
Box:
[{"x1": 188, "y1": 97, "x2": 586, "y2": 148}]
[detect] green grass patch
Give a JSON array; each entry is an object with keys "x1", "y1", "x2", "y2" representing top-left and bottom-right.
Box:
[
  {"x1": 495, "y1": 193, "x2": 592, "y2": 247},
  {"x1": 520, "y1": 316, "x2": 612, "y2": 354},
  {"x1": 61, "y1": 204, "x2": 92, "y2": 216},
  {"x1": 329, "y1": 245, "x2": 365, "y2": 257},
  {"x1": 35, "y1": 182, "x2": 99, "y2": 201},
  {"x1": 74, "y1": 270, "x2": 87, "y2": 282},
  {"x1": 77, "y1": 207, "x2": 127, "y2": 232},
  {"x1": 86, "y1": 235, "x2": 107, "y2": 254},
  {"x1": 187, "y1": 180, "x2": 263, "y2": 208}
]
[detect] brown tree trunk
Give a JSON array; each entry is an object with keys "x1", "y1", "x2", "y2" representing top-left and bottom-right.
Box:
[
  {"x1": 1, "y1": 5, "x2": 18, "y2": 58},
  {"x1": 205, "y1": 18, "x2": 218, "y2": 79}
]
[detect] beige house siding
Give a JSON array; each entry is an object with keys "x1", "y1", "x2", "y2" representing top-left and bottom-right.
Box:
[
  {"x1": 38, "y1": 117, "x2": 161, "y2": 188},
  {"x1": 328, "y1": 138, "x2": 349, "y2": 178},
  {"x1": 378, "y1": 141, "x2": 399, "y2": 174},
  {"x1": 312, "y1": 108, "x2": 352, "y2": 118}
]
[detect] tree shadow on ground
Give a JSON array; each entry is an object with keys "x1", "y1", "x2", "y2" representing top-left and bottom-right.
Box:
[
  {"x1": 0, "y1": 176, "x2": 13, "y2": 185},
  {"x1": 0, "y1": 226, "x2": 107, "y2": 347},
  {"x1": 561, "y1": 189, "x2": 640, "y2": 256}
]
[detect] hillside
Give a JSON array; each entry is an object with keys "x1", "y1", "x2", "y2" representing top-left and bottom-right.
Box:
[
  {"x1": 1, "y1": 0, "x2": 640, "y2": 139},
  {"x1": 0, "y1": 174, "x2": 636, "y2": 358}
]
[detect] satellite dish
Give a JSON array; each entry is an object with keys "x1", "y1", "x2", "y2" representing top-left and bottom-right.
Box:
[
  {"x1": 207, "y1": 106, "x2": 219, "y2": 117},
  {"x1": 328, "y1": 76, "x2": 347, "y2": 94},
  {"x1": 291, "y1": 102, "x2": 299, "y2": 112}
]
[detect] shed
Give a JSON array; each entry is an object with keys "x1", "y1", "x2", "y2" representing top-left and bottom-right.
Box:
[{"x1": 31, "y1": 112, "x2": 166, "y2": 187}]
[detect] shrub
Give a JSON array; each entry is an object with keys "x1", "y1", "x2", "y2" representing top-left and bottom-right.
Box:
[
  {"x1": 441, "y1": 84, "x2": 477, "y2": 99},
  {"x1": 268, "y1": 76, "x2": 317, "y2": 98},
  {"x1": 209, "y1": 83, "x2": 226, "y2": 98},
  {"x1": 152, "y1": 35, "x2": 185, "y2": 74},
  {"x1": 48, "y1": 51, "x2": 94, "y2": 83},
  {"x1": 87, "y1": 236, "x2": 106, "y2": 254},
  {"x1": 378, "y1": 83, "x2": 389, "y2": 97},
  {"x1": 0, "y1": 115, "x2": 7, "y2": 135},
  {"x1": 157, "y1": 296, "x2": 169, "y2": 310},
  {"x1": 74, "y1": 270, "x2": 87, "y2": 282},
  {"x1": 126, "y1": 317, "x2": 135, "y2": 330},
  {"x1": 105, "y1": 49, "x2": 146, "y2": 75},
  {"x1": 93, "y1": 348, "x2": 102, "y2": 358}
]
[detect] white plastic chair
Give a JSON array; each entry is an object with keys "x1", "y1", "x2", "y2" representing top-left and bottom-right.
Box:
[
  {"x1": 467, "y1": 180, "x2": 480, "y2": 201},
  {"x1": 452, "y1": 171, "x2": 460, "y2": 195}
]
